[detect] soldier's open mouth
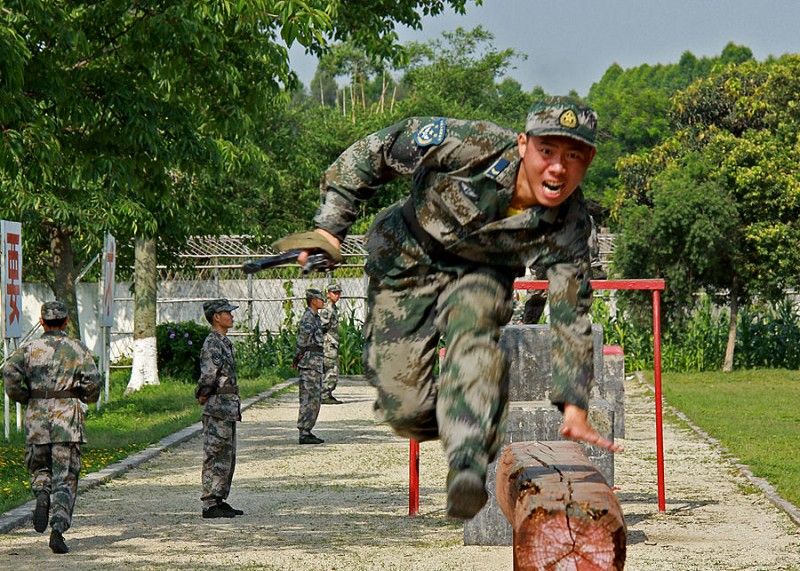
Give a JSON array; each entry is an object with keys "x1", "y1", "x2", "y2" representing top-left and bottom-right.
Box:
[{"x1": 542, "y1": 182, "x2": 564, "y2": 195}]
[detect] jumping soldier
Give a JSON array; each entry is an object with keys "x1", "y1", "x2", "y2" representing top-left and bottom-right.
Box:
[
  {"x1": 197, "y1": 298, "x2": 244, "y2": 519},
  {"x1": 3, "y1": 301, "x2": 101, "y2": 554},
  {"x1": 283, "y1": 96, "x2": 622, "y2": 519}
]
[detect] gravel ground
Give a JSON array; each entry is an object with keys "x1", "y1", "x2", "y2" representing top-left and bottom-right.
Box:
[{"x1": 1, "y1": 375, "x2": 798, "y2": 570}]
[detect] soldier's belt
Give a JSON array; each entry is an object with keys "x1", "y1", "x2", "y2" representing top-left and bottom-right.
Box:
[
  {"x1": 216, "y1": 386, "x2": 239, "y2": 395},
  {"x1": 29, "y1": 389, "x2": 80, "y2": 399}
]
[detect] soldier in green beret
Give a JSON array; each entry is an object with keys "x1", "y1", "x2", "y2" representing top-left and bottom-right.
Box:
[
  {"x1": 3, "y1": 301, "x2": 101, "y2": 553},
  {"x1": 291, "y1": 96, "x2": 621, "y2": 519},
  {"x1": 196, "y1": 298, "x2": 243, "y2": 518}
]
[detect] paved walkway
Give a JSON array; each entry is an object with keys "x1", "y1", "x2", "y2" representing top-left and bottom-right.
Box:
[{"x1": 0, "y1": 376, "x2": 798, "y2": 570}]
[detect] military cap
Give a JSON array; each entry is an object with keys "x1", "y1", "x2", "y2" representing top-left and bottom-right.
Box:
[
  {"x1": 306, "y1": 288, "x2": 324, "y2": 301},
  {"x1": 41, "y1": 301, "x2": 68, "y2": 320},
  {"x1": 326, "y1": 283, "x2": 342, "y2": 293},
  {"x1": 203, "y1": 298, "x2": 238, "y2": 321},
  {"x1": 525, "y1": 96, "x2": 598, "y2": 148}
]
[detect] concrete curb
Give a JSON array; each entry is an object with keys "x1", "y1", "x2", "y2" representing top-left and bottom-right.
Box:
[
  {"x1": 0, "y1": 378, "x2": 297, "y2": 534},
  {"x1": 633, "y1": 372, "x2": 800, "y2": 528}
]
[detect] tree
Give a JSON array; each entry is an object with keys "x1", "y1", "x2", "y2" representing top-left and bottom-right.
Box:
[
  {"x1": 614, "y1": 54, "x2": 800, "y2": 370},
  {"x1": 1, "y1": 0, "x2": 481, "y2": 389},
  {"x1": 585, "y1": 43, "x2": 755, "y2": 215}
]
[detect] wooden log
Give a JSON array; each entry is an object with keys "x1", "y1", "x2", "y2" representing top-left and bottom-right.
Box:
[{"x1": 496, "y1": 441, "x2": 626, "y2": 570}]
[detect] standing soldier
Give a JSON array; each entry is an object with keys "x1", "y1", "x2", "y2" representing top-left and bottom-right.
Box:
[
  {"x1": 283, "y1": 96, "x2": 621, "y2": 519},
  {"x1": 3, "y1": 301, "x2": 101, "y2": 554},
  {"x1": 196, "y1": 298, "x2": 244, "y2": 519},
  {"x1": 296, "y1": 288, "x2": 325, "y2": 444},
  {"x1": 320, "y1": 283, "x2": 343, "y2": 405}
]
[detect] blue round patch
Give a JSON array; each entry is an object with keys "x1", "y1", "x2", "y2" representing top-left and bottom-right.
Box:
[{"x1": 413, "y1": 118, "x2": 447, "y2": 147}]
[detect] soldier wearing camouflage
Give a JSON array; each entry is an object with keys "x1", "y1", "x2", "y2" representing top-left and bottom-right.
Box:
[
  {"x1": 3, "y1": 301, "x2": 100, "y2": 552},
  {"x1": 320, "y1": 283, "x2": 342, "y2": 404},
  {"x1": 522, "y1": 214, "x2": 602, "y2": 324},
  {"x1": 309, "y1": 96, "x2": 618, "y2": 519},
  {"x1": 296, "y1": 289, "x2": 325, "y2": 443},
  {"x1": 197, "y1": 298, "x2": 243, "y2": 518}
]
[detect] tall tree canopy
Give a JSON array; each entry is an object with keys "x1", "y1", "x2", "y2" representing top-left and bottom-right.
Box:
[
  {"x1": 613, "y1": 54, "x2": 800, "y2": 369},
  {"x1": 585, "y1": 42, "x2": 754, "y2": 215},
  {"x1": 0, "y1": 0, "x2": 481, "y2": 332}
]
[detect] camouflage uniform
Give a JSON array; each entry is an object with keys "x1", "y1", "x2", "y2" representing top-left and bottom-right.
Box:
[
  {"x1": 296, "y1": 290, "x2": 324, "y2": 437},
  {"x1": 314, "y1": 99, "x2": 596, "y2": 488},
  {"x1": 196, "y1": 299, "x2": 241, "y2": 510},
  {"x1": 320, "y1": 284, "x2": 341, "y2": 400},
  {"x1": 522, "y1": 214, "x2": 601, "y2": 324},
  {"x1": 3, "y1": 302, "x2": 100, "y2": 536}
]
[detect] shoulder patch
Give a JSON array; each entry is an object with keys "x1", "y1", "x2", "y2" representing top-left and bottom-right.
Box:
[
  {"x1": 485, "y1": 157, "x2": 510, "y2": 180},
  {"x1": 413, "y1": 118, "x2": 447, "y2": 147}
]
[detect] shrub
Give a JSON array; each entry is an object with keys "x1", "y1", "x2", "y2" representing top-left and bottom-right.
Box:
[{"x1": 156, "y1": 321, "x2": 211, "y2": 382}]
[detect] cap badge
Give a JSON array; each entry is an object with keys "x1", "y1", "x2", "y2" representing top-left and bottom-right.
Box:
[{"x1": 559, "y1": 109, "x2": 578, "y2": 129}]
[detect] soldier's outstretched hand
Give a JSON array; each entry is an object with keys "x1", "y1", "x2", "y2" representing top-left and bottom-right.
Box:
[{"x1": 560, "y1": 403, "x2": 623, "y2": 453}]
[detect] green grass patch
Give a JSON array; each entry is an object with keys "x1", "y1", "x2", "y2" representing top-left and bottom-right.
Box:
[
  {"x1": 661, "y1": 368, "x2": 800, "y2": 508},
  {"x1": 0, "y1": 369, "x2": 286, "y2": 514}
]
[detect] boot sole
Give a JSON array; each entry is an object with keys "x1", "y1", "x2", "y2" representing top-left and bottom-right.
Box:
[{"x1": 446, "y1": 471, "x2": 488, "y2": 520}]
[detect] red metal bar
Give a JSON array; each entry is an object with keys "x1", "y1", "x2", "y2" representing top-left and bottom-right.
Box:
[
  {"x1": 409, "y1": 439, "x2": 420, "y2": 516},
  {"x1": 652, "y1": 290, "x2": 666, "y2": 512},
  {"x1": 514, "y1": 278, "x2": 666, "y2": 291}
]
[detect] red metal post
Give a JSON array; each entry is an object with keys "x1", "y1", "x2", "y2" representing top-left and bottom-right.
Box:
[
  {"x1": 409, "y1": 439, "x2": 420, "y2": 516},
  {"x1": 652, "y1": 289, "x2": 666, "y2": 512}
]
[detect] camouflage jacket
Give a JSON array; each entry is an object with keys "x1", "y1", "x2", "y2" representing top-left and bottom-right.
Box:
[
  {"x1": 296, "y1": 308, "x2": 323, "y2": 369},
  {"x1": 3, "y1": 330, "x2": 101, "y2": 444},
  {"x1": 196, "y1": 331, "x2": 241, "y2": 421},
  {"x1": 319, "y1": 302, "x2": 340, "y2": 350},
  {"x1": 314, "y1": 117, "x2": 594, "y2": 409}
]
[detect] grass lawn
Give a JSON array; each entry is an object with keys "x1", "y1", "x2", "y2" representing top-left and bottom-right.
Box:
[
  {"x1": 0, "y1": 369, "x2": 289, "y2": 514},
  {"x1": 662, "y1": 368, "x2": 800, "y2": 508}
]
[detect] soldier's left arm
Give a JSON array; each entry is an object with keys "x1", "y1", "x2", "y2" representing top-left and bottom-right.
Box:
[
  {"x1": 3, "y1": 347, "x2": 30, "y2": 404},
  {"x1": 545, "y1": 199, "x2": 595, "y2": 412}
]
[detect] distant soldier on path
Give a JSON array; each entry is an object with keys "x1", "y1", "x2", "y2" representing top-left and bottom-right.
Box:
[
  {"x1": 320, "y1": 283, "x2": 343, "y2": 405},
  {"x1": 196, "y1": 299, "x2": 244, "y2": 519},
  {"x1": 296, "y1": 288, "x2": 325, "y2": 444},
  {"x1": 3, "y1": 301, "x2": 101, "y2": 554}
]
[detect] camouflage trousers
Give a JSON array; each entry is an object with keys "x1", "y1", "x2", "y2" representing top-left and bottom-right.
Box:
[
  {"x1": 297, "y1": 354, "x2": 323, "y2": 434},
  {"x1": 321, "y1": 346, "x2": 339, "y2": 397},
  {"x1": 25, "y1": 443, "x2": 81, "y2": 533},
  {"x1": 364, "y1": 267, "x2": 513, "y2": 480},
  {"x1": 201, "y1": 415, "x2": 237, "y2": 509}
]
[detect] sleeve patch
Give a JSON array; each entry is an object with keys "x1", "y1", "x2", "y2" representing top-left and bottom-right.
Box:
[
  {"x1": 485, "y1": 157, "x2": 510, "y2": 180},
  {"x1": 413, "y1": 118, "x2": 447, "y2": 147}
]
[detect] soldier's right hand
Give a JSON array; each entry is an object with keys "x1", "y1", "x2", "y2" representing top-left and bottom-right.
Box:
[
  {"x1": 296, "y1": 229, "x2": 341, "y2": 267},
  {"x1": 198, "y1": 396, "x2": 208, "y2": 405}
]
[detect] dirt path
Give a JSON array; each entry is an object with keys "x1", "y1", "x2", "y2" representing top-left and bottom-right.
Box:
[{"x1": 1, "y1": 376, "x2": 798, "y2": 570}]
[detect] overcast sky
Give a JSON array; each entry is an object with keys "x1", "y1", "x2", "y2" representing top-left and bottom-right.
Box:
[{"x1": 289, "y1": 0, "x2": 800, "y2": 96}]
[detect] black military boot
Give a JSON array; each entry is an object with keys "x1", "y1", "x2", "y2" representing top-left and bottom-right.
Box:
[
  {"x1": 33, "y1": 492, "x2": 50, "y2": 533},
  {"x1": 298, "y1": 433, "x2": 324, "y2": 445},
  {"x1": 445, "y1": 468, "x2": 488, "y2": 520},
  {"x1": 49, "y1": 529, "x2": 69, "y2": 554},
  {"x1": 202, "y1": 504, "x2": 235, "y2": 519},
  {"x1": 320, "y1": 394, "x2": 344, "y2": 405},
  {"x1": 218, "y1": 502, "x2": 244, "y2": 516}
]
